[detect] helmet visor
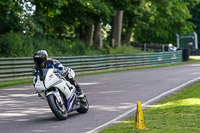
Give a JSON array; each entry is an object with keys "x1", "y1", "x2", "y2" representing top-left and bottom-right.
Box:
[
  {"x1": 34, "y1": 57, "x2": 46, "y2": 68},
  {"x1": 34, "y1": 57, "x2": 43, "y2": 64}
]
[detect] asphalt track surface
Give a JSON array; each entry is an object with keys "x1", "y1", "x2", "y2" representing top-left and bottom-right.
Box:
[{"x1": 1, "y1": 63, "x2": 200, "y2": 133}]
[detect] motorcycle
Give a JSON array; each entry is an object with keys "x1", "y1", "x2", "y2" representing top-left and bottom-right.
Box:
[{"x1": 34, "y1": 68, "x2": 89, "y2": 120}]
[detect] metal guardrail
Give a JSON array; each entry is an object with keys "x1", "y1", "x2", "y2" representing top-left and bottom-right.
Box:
[{"x1": 0, "y1": 51, "x2": 182, "y2": 82}]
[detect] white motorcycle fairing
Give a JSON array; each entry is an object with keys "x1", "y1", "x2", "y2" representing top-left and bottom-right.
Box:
[{"x1": 34, "y1": 68, "x2": 78, "y2": 112}]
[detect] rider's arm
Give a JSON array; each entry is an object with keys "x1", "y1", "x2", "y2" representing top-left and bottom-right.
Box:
[
  {"x1": 51, "y1": 59, "x2": 72, "y2": 77},
  {"x1": 54, "y1": 61, "x2": 70, "y2": 76},
  {"x1": 55, "y1": 63, "x2": 65, "y2": 71},
  {"x1": 48, "y1": 59, "x2": 64, "y2": 71},
  {"x1": 52, "y1": 59, "x2": 69, "y2": 73},
  {"x1": 48, "y1": 58, "x2": 73, "y2": 77}
]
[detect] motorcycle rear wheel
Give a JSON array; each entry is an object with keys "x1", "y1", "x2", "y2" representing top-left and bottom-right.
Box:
[
  {"x1": 76, "y1": 97, "x2": 89, "y2": 113},
  {"x1": 47, "y1": 94, "x2": 68, "y2": 120}
]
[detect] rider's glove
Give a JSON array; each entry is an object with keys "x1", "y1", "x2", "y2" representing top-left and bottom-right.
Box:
[
  {"x1": 54, "y1": 69, "x2": 66, "y2": 77},
  {"x1": 32, "y1": 67, "x2": 37, "y2": 76},
  {"x1": 63, "y1": 67, "x2": 69, "y2": 75},
  {"x1": 59, "y1": 72, "x2": 65, "y2": 76}
]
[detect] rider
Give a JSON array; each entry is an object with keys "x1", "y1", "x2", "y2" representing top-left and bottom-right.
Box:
[{"x1": 32, "y1": 50, "x2": 84, "y2": 97}]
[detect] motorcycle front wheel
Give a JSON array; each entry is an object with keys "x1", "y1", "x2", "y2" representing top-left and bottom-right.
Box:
[{"x1": 47, "y1": 94, "x2": 68, "y2": 120}]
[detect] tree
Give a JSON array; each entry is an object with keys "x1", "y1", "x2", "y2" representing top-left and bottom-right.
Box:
[
  {"x1": 122, "y1": 0, "x2": 148, "y2": 45},
  {"x1": 134, "y1": 0, "x2": 199, "y2": 44},
  {"x1": 57, "y1": 0, "x2": 113, "y2": 49},
  {"x1": 30, "y1": 0, "x2": 65, "y2": 37},
  {"x1": 112, "y1": 10, "x2": 123, "y2": 47},
  {"x1": 34, "y1": 0, "x2": 113, "y2": 50},
  {"x1": 0, "y1": 0, "x2": 24, "y2": 34},
  {"x1": 189, "y1": 1, "x2": 200, "y2": 42},
  {"x1": 108, "y1": 0, "x2": 132, "y2": 47}
]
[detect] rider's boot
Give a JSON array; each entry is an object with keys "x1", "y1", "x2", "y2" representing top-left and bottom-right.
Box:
[
  {"x1": 68, "y1": 78, "x2": 85, "y2": 98},
  {"x1": 75, "y1": 85, "x2": 84, "y2": 98}
]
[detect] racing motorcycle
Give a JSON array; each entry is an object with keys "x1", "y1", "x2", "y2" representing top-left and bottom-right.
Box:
[{"x1": 34, "y1": 68, "x2": 89, "y2": 120}]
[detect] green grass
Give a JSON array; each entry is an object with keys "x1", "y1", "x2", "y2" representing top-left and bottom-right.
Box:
[
  {"x1": 0, "y1": 58, "x2": 200, "y2": 88},
  {"x1": 100, "y1": 79, "x2": 200, "y2": 133},
  {"x1": 0, "y1": 79, "x2": 33, "y2": 88}
]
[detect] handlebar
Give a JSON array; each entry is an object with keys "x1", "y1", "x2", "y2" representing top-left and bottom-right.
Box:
[{"x1": 53, "y1": 69, "x2": 66, "y2": 77}]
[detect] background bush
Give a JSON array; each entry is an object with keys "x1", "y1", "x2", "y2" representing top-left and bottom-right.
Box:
[
  {"x1": 0, "y1": 32, "x2": 22, "y2": 57},
  {"x1": 0, "y1": 32, "x2": 144, "y2": 57}
]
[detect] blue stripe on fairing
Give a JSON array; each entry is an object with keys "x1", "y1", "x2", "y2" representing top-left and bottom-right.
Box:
[
  {"x1": 70, "y1": 95, "x2": 75, "y2": 110},
  {"x1": 66, "y1": 93, "x2": 76, "y2": 112},
  {"x1": 66, "y1": 99, "x2": 70, "y2": 112},
  {"x1": 69, "y1": 94, "x2": 75, "y2": 103},
  {"x1": 66, "y1": 95, "x2": 72, "y2": 112}
]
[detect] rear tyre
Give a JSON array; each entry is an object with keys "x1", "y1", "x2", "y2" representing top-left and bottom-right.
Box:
[
  {"x1": 76, "y1": 97, "x2": 89, "y2": 113},
  {"x1": 47, "y1": 94, "x2": 68, "y2": 120}
]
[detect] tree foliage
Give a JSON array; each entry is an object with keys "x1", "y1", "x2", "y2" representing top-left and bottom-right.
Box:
[
  {"x1": 134, "y1": 0, "x2": 200, "y2": 44},
  {"x1": 0, "y1": 0, "x2": 24, "y2": 34},
  {"x1": 0, "y1": 0, "x2": 200, "y2": 57},
  {"x1": 189, "y1": 2, "x2": 200, "y2": 42}
]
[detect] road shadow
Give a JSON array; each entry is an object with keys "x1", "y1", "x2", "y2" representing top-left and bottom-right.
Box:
[{"x1": 31, "y1": 111, "x2": 81, "y2": 123}]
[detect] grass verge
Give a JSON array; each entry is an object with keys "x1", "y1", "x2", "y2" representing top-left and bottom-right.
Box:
[
  {"x1": 0, "y1": 58, "x2": 200, "y2": 88},
  {"x1": 0, "y1": 79, "x2": 33, "y2": 88},
  {"x1": 99, "y1": 80, "x2": 200, "y2": 133}
]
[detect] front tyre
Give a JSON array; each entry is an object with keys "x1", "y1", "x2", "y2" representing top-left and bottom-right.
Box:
[
  {"x1": 76, "y1": 97, "x2": 89, "y2": 113},
  {"x1": 47, "y1": 94, "x2": 68, "y2": 120}
]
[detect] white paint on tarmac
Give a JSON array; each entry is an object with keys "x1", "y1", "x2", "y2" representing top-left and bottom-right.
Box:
[{"x1": 86, "y1": 76, "x2": 200, "y2": 133}]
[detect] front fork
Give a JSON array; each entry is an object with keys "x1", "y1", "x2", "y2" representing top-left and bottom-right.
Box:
[{"x1": 46, "y1": 88, "x2": 64, "y2": 105}]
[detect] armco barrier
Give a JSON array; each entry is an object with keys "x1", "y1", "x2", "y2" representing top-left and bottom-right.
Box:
[{"x1": 0, "y1": 51, "x2": 182, "y2": 82}]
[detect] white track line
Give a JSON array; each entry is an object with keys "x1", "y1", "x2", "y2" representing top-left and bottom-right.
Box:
[{"x1": 86, "y1": 76, "x2": 200, "y2": 133}]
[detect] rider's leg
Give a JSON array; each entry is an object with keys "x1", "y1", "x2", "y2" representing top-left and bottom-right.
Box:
[
  {"x1": 64, "y1": 67, "x2": 84, "y2": 97},
  {"x1": 67, "y1": 78, "x2": 83, "y2": 96}
]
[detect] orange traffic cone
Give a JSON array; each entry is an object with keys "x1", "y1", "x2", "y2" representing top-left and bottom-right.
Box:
[{"x1": 134, "y1": 101, "x2": 148, "y2": 130}]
